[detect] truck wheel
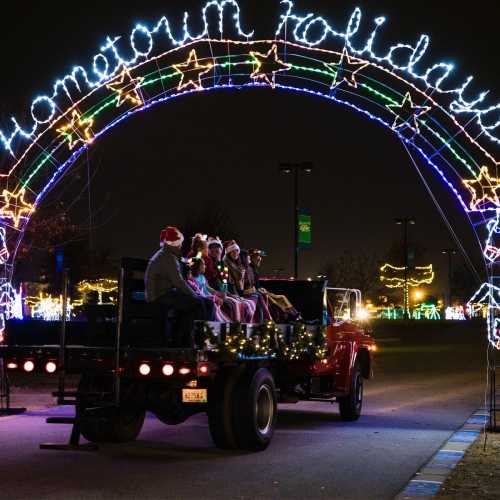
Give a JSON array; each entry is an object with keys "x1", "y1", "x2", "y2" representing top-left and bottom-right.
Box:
[
  {"x1": 78, "y1": 375, "x2": 145, "y2": 443},
  {"x1": 232, "y1": 368, "x2": 277, "y2": 451},
  {"x1": 338, "y1": 360, "x2": 363, "y2": 421},
  {"x1": 207, "y1": 369, "x2": 242, "y2": 450}
]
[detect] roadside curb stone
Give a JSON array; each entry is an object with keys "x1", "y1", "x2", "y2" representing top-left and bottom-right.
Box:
[{"x1": 394, "y1": 408, "x2": 489, "y2": 499}]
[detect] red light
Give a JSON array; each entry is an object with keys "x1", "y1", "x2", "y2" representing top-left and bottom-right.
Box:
[
  {"x1": 6, "y1": 362, "x2": 17, "y2": 370},
  {"x1": 179, "y1": 367, "x2": 191, "y2": 375},
  {"x1": 198, "y1": 364, "x2": 209, "y2": 375},
  {"x1": 23, "y1": 360, "x2": 35, "y2": 372},
  {"x1": 162, "y1": 364, "x2": 174, "y2": 376},
  {"x1": 45, "y1": 361, "x2": 57, "y2": 374},
  {"x1": 139, "y1": 363, "x2": 151, "y2": 376}
]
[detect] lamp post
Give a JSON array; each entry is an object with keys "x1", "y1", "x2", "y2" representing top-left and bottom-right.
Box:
[
  {"x1": 279, "y1": 162, "x2": 314, "y2": 279},
  {"x1": 395, "y1": 217, "x2": 416, "y2": 318},
  {"x1": 442, "y1": 248, "x2": 457, "y2": 308}
]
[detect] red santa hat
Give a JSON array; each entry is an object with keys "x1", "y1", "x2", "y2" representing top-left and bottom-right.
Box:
[
  {"x1": 160, "y1": 226, "x2": 184, "y2": 247},
  {"x1": 224, "y1": 240, "x2": 240, "y2": 254}
]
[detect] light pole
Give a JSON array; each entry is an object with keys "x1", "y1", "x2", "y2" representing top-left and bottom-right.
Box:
[
  {"x1": 279, "y1": 162, "x2": 314, "y2": 279},
  {"x1": 395, "y1": 217, "x2": 416, "y2": 318},
  {"x1": 442, "y1": 248, "x2": 457, "y2": 307}
]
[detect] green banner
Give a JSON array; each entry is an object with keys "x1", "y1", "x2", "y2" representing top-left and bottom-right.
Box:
[{"x1": 298, "y1": 212, "x2": 312, "y2": 248}]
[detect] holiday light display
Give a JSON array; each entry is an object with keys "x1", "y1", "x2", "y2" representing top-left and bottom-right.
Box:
[
  {"x1": 386, "y1": 92, "x2": 431, "y2": 134},
  {"x1": 250, "y1": 44, "x2": 291, "y2": 88},
  {"x1": 464, "y1": 166, "x2": 500, "y2": 211},
  {"x1": 467, "y1": 284, "x2": 500, "y2": 348},
  {"x1": 0, "y1": 189, "x2": 34, "y2": 229},
  {"x1": 77, "y1": 279, "x2": 118, "y2": 304},
  {"x1": 25, "y1": 294, "x2": 72, "y2": 322},
  {"x1": 484, "y1": 210, "x2": 500, "y2": 263},
  {"x1": 173, "y1": 49, "x2": 214, "y2": 91},
  {"x1": 106, "y1": 67, "x2": 145, "y2": 107},
  {"x1": 445, "y1": 306, "x2": 466, "y2": 321},
  {"x1": 325, "y1": 48, "x2": 369, "y2": 89},
  {"x1": 412, "y1": 303, "x2": 440, "y2": 320},
  {"x1": 0, "y1": 228, "x2": 9, "y2": 265},
  {"x1": 380, "y1": 264, "x2": 434, "y2": 288},
  {"x1": 56, "y1": 110, "x2": 95, "y2": 151},
  {"x1": 0, "y1": 1, "x2": 498, "y2": 348}
]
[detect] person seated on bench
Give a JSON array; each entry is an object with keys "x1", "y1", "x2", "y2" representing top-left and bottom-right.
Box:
[
  {"x1": 187, "y1": 257, "x2": 229, "y2": 322},
  {"x1": 187, "y1": 233, "x2": 209, "y2": 260},
  {"x1": 248, "y1": 248, "x2": 300, "y2": 323},
  {"x1": 223, "y1": 240, "x2": 258, "y2": 323},
  {"x1": 240, "y1": 249, "x2": 272, "y2": 323},
  {"x1": 145, "y1": 226, "x2": 215, "y2": 346}
]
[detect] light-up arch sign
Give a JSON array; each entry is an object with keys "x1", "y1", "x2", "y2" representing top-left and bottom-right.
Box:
[{"x1": 0, "y1": 0, "x2": 499, "y2": 347}]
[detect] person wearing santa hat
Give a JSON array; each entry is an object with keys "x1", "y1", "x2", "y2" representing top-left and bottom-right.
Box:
[{"x1": 145, "y1": 226, "x2": 215, "y2": 346}]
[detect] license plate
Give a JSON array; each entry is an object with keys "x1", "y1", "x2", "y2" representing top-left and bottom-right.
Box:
[{"x1": 182, "y1": 388, "x2": 207, "y2": 403}]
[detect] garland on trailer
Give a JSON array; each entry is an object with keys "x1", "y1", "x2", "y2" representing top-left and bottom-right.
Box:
[
  {"x1": 279, "y1": 322, "x2": 328, "y2": 361},
  {"x1": 199, "y1": 321, "x2": 328, "y2": 360}
]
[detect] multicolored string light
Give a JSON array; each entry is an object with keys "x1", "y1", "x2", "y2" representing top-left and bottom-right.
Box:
[{"x1": 0, "y1": 1, "x2": 498, "y2": 348}]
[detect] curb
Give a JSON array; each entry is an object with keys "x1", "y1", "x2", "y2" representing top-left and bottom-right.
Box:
[{"x1": 394, "y1": 407, "x2": 489, "y2": 499}]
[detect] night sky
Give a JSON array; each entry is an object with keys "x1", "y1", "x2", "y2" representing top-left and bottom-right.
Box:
[{"x1": 2, "y1": 0, "x2": 500, "y2": 294}]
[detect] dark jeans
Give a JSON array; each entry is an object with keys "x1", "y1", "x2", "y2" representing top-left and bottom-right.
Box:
[{"x1": 155, "y1": 291, "x2": 215, "y2": 346}]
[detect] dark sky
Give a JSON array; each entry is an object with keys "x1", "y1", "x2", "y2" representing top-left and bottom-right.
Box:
[{"x1": 2, "y1": 0, "x2": 500, "y2": 294}]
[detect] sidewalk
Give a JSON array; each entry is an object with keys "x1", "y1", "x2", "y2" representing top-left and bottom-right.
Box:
[{"x1": 396, "y1": 405, "x2": 500, "y2": 499}]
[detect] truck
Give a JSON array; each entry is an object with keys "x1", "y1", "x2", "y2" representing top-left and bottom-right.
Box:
[{"x1": 0, "y1": 258, "x2": 376, "y2": 452}]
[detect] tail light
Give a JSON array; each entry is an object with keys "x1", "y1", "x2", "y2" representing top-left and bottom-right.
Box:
[
  {"x1": 6, "y1": 362, "x2": 18, "y2": 370},
  {"x1": 179, "y1": 367, "x2": 191, "y2": 375},
  {"x1": 139, "y1": 363, "x2": 151, "y2": 376},
  {"x1": 198, "y1": 363, "x2": 209, "y2": 376},
  {"x1": 23, "y1": 360, "x2": 35, "y2": 372},
  {"x1": 45, "y1": 361, "x2": 57, "y2": 374},
  {"x1": 162, "y1": 364, "x2": 174, "y2": 376}
]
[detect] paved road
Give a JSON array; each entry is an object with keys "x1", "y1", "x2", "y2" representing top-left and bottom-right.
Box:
[{"x1": 0, "y1": 322, "x2": 488, "y2": 499}]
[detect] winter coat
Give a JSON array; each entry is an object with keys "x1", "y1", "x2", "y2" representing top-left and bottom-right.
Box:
[{"x1": 145, "y1": 245, "x2": 197, "y2": 302}]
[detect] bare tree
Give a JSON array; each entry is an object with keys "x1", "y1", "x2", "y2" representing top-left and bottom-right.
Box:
[
  {"x1": 319, "y1": 251, "x2": 382, "y2": 299},
  {"x1": 181, "y1": 199, "x2": 240, "y2": 244}
]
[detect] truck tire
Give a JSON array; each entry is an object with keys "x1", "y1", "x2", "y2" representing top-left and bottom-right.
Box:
[
  {"x1": 78, "y1": 375, "x2": 145, "y2": 443},
  {"x1": 207, "y1": 369, "x2": 242, "y2": 450},
  {"x1": 338, "y1": 360, "x2": 363, "y2": 421},
  {"x1": 232, "y1": 368, "x2": 277, "y2": 451}
]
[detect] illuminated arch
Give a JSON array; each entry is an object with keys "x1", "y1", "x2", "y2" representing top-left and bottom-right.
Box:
[{"x1": 0, "y1": 1, "x2": 499, "y2": 347}]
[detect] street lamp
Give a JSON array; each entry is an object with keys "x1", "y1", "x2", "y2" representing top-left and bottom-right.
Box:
[
  {"x1": 279, "y1": 162, "x2": 314, "y2": 279},
  {"x1": 442, "y1": 248, "x2": 457, "y2": 307},
  {"x1": 395, "y1": 217, "x2": 416, "y2": 318}
]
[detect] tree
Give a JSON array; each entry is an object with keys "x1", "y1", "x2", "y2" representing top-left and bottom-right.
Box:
[
  {"x1": 318, "y1": 251, "x2": 381, "y2": 300},
  {"x1": 181, "y1": 199, "x2": 240, "y2": 245}
]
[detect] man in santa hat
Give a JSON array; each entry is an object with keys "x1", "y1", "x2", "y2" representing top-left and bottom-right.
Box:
[{"x1": 145, "y1": 226, "x2": 214, "y2": 346}]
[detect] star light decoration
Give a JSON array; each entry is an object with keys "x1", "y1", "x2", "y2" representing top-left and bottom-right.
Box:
[
  {"x1": 56, "y1": 110, "x2": 95, "y2": 150},
  {"x1": 106, "y1": 67, "x2": 144, "y2": 107},
  {"x1": 173, "y1": 49, "x2": 214, "y2": 91},
  {"x1": 386, "y1": 92, "x2": 431, "y2": 134},
  {"x1": 0, "y1": 188, "x2": 34, "y2": 229},
  {"x1": 249, "y1": 44, "x2": 291, "y2": 88},
  {"x1": 324, "y1": 48, "x2": 370, "y2": 89},
  {"x1": 464, "y1": 166, "x2": 500, "y2": 211}
]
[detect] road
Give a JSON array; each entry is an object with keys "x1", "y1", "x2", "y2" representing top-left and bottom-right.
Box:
[{"x1": 0, "y1": 321, "x2": 488, "y2": 500}]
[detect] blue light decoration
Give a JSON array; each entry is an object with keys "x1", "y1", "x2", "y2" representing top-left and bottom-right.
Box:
[{"x1": 0, "y1": 0, "x2": 498, "y2": 348}]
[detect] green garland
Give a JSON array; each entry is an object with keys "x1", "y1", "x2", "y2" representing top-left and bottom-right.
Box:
[{"x1": 200, "y1": 321, "x2": 328, "y2": 361}]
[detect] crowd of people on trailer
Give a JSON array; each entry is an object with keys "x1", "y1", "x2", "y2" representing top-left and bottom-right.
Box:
[{"x1": 145, "y1": 227, "x2": 298, "y2": 345}]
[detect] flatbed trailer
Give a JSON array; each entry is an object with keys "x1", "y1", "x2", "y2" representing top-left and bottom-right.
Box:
[{"x1": 0, "y1": 258, "x2": 376, "y2": 452}]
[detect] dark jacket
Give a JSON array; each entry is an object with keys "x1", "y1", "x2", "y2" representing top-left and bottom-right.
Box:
[{"x1": 145, "y1": 245, "x2": 196, "y2": 302}]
